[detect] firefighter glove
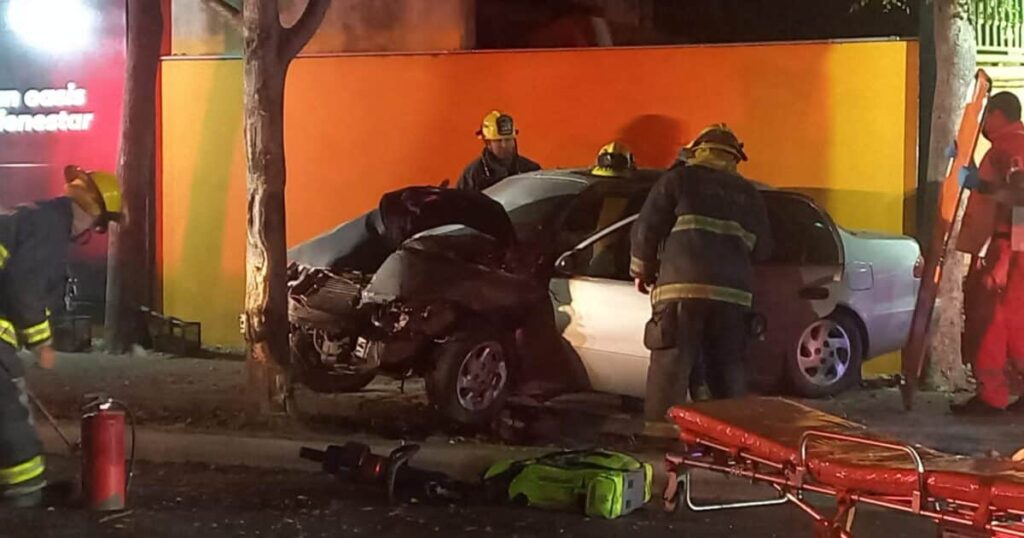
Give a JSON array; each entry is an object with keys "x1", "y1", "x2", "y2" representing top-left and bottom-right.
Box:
[{"x1": 959, "y1": 163, "x2": 982, "y2": 191}]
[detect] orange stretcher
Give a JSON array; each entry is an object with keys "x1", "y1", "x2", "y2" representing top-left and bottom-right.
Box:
[{"x1": 662, "y1": 398, "x2": 1024, "y2": 537}]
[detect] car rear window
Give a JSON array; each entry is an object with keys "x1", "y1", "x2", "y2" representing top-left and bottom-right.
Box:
[{"x1": 763, "y1": 193, "x2": 840, "y2": 265}]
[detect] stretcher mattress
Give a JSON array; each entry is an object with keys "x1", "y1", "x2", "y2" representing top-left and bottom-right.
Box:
[{"x1": 668, "y1": 398, "x2": 1024, "y2": 511}]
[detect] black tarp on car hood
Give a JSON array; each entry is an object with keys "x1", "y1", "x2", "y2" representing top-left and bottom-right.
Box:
[
  {"x1": 287, "y1": 186, "x2": 515, "y2": 271},
  {"x1": 377, "y1": 187, "x2": 514, "y2": 248}
]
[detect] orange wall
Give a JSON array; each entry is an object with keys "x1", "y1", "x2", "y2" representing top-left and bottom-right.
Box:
[{"x1": 162, "y1": 41, "x2": 919, "y2": 347}]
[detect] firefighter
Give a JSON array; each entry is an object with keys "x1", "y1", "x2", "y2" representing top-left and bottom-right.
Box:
[
  {"x1": 630, "y1": 124, "x2": 772, "y2": 422},
  {"x1": 952, "y1": 91, "x2": 1024, "y2": 415},
  {"x1": 590, "y1": 141, "x2": 636, "y2": 178},
  {"x1": 457, "y1": 110, "x2": 541, "y2": 192},
  {"x1": 0, "y1": 165, "x2": 121, "y2": 506}
]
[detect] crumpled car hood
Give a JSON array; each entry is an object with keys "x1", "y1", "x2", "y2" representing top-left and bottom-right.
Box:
[{"x1": 362, "y1": 233, "x2": 542, "y2": 309}]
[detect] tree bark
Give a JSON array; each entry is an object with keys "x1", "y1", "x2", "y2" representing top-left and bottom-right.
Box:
[
  {"x1": 105, "y1": 0, "x2": 163, "y2": 353},
  {"x1": 924, "y1": 0, "x2": 976, "y2": 391},
  {"x1": 241, "y1": 0, "x2": 328, "y2": 419}
]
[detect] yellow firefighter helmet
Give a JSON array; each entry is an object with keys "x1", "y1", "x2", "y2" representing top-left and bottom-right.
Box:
[
  {"x1": 590, "y1": 141, "x2": 636, "y2": 177},
  {"x1": 476, "y1": 110, "x2": 518, "y2": 141},
  {"x1": 63, "y1": 165, "x2": 122, "y2": 231},
  {"x1": 688, "y1": 123, "x2": 748, "y2": 161}
]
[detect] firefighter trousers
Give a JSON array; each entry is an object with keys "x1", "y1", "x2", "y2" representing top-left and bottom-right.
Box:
[
  {"x1": 0, "y1": 343, "x2": 45, "y2": 503},
  {"x1": 643, "y1": 299, "x2": 749, "y2": 421},
  {"x1": 964, "y1": 239, "x2": 1024, "y2": 409}
]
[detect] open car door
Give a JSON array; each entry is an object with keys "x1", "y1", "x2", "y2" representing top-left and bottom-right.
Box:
[{"x1": 550, "y1": 218, "x2": 652, "y2": 397}]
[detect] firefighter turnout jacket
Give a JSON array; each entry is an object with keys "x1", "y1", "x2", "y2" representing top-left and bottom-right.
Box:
[
  {"x1": 457, "y1": 149, "x2": 541, "y2": 192},
  {"x1": 0, "y1": 198, "x2": 73, "y2": 362},
  {"x1": 0, "y1": 197, "x2": 73, "y2": 502},
  {"x1": 630, "y1": 164, "x2": 772, "y2": 308}
]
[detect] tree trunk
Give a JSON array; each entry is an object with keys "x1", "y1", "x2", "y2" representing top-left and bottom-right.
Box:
[
  {"x1": 924, "y1": 0, "x2": 977, "y2": 391},
  {"x1": 242, "y1": 0, "x2": 289, "y2": 419},
  {"x1": 241, "y1": 0, "x2": 328, "y2": 419},
  {"x1": 105, "y1": 0, "x2": 163, "y2": 353}
]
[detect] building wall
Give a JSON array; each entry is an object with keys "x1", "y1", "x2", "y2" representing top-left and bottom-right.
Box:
[
  {"x1": 171, "y1": 0, "x2": 474, "y2": 56},
  {"x1": 161, "y1": 41, "x2": 919, "y2": 368}
]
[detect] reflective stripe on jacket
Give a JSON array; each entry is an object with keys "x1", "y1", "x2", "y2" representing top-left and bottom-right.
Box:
[
  {"x1": 0, "y1": 198, "x2": 73, "y2": 350},
  {"x1": 0, "y1": 455, "x2": 44, "y2": 486},
  {"x1": 630, "y1": 164, "x2": 772, "y2": 308}
]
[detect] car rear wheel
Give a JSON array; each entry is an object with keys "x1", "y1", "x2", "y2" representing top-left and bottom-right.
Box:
[
  {"x1": 426, "y1": 334, "x2": 511, "y2": 425},
  {"x1": 787, "y1": 311, "x2": 863, "y2": 398}
]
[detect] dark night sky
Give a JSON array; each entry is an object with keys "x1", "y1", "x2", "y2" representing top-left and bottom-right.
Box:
[
  {"x1": 651, "y1": 0, "x2": 918, "y2": 44},
  {"x1": 476, "y1": 0, "x2": 919, "y2": 49}
]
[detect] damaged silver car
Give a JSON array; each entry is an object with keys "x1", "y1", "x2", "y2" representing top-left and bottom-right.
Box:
[
  {"x1": 287, "y1": 187, "x2": 570, "y2": 425},
  {"x1": 289, "y1": 169, "x2": 922, "y2": 424}
]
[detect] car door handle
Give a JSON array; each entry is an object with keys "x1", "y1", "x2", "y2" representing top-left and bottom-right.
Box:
[{"x1": 799, "y1": 286, "x2": 830, "y2": 300}]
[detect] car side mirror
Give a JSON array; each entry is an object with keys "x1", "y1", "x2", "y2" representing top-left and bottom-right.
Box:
[
  {"x1": 438, "y1": 178, "x2": 451, "y2": 189},
  {"x1": 554, "y1": 250, "x2": 580, "y2": 275}
]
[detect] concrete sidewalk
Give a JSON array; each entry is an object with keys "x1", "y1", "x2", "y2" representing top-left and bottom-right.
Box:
[{"x1": 22, "y1": 352, "x2": 1024, "y2": 459}]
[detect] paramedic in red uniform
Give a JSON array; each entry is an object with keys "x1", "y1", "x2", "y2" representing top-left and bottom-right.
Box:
[{"x1": 952, "y1": 91, "x2": 1024, "y2": 414}]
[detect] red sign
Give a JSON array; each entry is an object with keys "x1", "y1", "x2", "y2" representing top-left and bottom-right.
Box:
[{"x1": 0, "y1": 0, "x2": 126, "y2": 306}]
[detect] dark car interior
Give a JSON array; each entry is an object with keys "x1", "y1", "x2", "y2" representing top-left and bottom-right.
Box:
[
  {"x1": 559, "y1": 189, "x2": 843, "y2": 283},
  {"x1": 761, "y1": 192, "x2": 842, "y2": 266}
]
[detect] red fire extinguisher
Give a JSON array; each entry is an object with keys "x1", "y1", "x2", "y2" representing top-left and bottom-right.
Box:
[{"x1": 80, "y1": 394, "x2": 136, "y2": 511}]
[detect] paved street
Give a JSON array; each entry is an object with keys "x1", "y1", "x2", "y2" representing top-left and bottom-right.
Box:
[
  {"x1": 10, "y1": 353, "x2": 1020, "y2": 537},
  {"x1": 1, "y1": 458, "x2": 934, "y2": 538}
]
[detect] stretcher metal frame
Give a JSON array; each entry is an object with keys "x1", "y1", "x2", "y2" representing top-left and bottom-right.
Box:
[{"x1": 663, "y1": 428, "x2": 1024, "y2": 537}]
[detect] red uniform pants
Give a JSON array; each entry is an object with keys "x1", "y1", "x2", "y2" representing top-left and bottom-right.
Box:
[{"x1": 965, "y1": 239, "x2": 1024, "y2": 408}]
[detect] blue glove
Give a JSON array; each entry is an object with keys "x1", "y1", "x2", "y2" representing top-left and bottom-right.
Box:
[
  {"x1": 945, "y1": 141, "x2": 958, "y2": 160},
  {"x1": 958, "y1": 163, "x2": 981, "y2": 190}
]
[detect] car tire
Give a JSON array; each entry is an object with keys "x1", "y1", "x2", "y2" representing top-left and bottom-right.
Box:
[
  {"x1": 289, "y1": 327, "x2": 376, "y2": 394},
  {"x1": 426, "y1": 333, "x2": 512, "y2": 425},
  {"x1": 786, "y1": 310, "x2": 864, "y2": 398}
]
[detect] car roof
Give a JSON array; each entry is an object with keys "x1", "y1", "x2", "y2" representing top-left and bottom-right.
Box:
[
  {"x1": 506, "y1": 167, "x2": 778, "y2": 193},
  {"x1": 504, "y1": 167, "x2": 659, "y2": 189},
  {"x1": 500, "y1": 168, "x2": 833, "y2": 233}
]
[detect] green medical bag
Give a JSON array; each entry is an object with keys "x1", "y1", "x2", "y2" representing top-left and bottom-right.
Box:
[{"x1": 483, "y1": 449, "x2": 652, "y2": 519}]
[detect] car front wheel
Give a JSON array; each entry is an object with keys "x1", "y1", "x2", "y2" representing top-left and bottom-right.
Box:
[
  {"x1": 426, "y1": 334, "x2": 511, "y2": 425},
  {"x1": 786, "y1": 311, "x2": 864, "y2": 398},
  {"x1": 289, "y1": 327, "x2": 376, "y2": 394}
]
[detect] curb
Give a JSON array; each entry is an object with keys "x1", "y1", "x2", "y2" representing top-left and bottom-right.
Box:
[
  {"x1": 38, "y1": 421, "x2": 547, "y2": 480},
  {"x1": 36, "y1": 421, "x2": 778, "y2": 501}
]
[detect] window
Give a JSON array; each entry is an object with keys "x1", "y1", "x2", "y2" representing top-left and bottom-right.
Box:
[
  {"x1": 484, "y1": 175, "x2": 589, "y2": 249},
  {"x1": 570, "y1": 224, "x2": 634, "y2": 282},
  {"x1": 557, "y1": 183, "x2": 648, "y2": 253},
  {"x1": 763, "y1": 193, "x2": 840, "y2": 265}
]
